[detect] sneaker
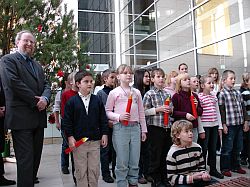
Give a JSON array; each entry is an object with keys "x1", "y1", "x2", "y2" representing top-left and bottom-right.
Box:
[
  {"x1": 61, "y1": 167, "x2": 70, "y2": 174},
  {"x1": 222, "y1": 171, "x2": 232, "y2": 177},
  {"x1": 232, "y1": 168, "x2": 246, "y2": 174},
  {"x1": 209, "y1": 170, "x2": 224, "y2": 179},
  {"x1": 138, "y1": 177, "x2": 147, "y2": 184},
  {"x1": 103, "y1": 175, "x2": 114, "y2": 183},
  {"x1": 0, "y1": 176, "x2": 16, "y2": 186},
  {"x1": 34, "y1": 177, "x2": 39, "y2": 184}
]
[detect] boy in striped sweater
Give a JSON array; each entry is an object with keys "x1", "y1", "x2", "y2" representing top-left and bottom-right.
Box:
[{"x1": 167, "y1": 120, "x2": 216, "y2": 187}]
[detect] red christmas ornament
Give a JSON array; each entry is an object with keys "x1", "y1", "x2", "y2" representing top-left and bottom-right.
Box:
[
  {"x1": 85, "y1": 64, "x2": 91, "y2": 70},
  {"x1": 57, "y1": 70, "x2": 64, "y2": 77},
  {"x1": 37, "y1": 24, "x2": 43, "y2": 32}
]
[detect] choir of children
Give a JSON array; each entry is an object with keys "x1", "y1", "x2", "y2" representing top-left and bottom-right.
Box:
[{"x1": 57, "y1": 64, "x2": 249, "y2": 187}]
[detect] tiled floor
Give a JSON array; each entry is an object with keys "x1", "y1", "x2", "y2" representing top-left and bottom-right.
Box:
[{"x1": 3, "y1": 143, "x2": 250, "y2": 187}]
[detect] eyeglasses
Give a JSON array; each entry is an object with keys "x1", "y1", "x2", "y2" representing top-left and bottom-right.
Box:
[{"x1": 21, "y1": 39, "x2": 35, "y2": 45}]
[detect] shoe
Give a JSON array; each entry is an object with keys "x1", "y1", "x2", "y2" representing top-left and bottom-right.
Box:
[
  {"x1": 112, "y1": 171, "x2": 116, "y2": 179},
  {"x1": 232, "y1": 168, "x2": 246, "y2": 174},
  {"x1": 138, "y1": 177, "x2": 147, "y2": 184},
  {"x1": 241, "y1": 159, "x2": 248, "y2": 166},
  {"x1": 222, "y1": 171, "x2": 232, "y2": 177},
  {"x1": 146, "y1": 175, "x2": 154, "y2": 183},
  {"x1": 34, "y1": 177, "x2": 39, "y2": 184},
  {"x1": 216, "y1": 150, "x2": 221, "y2": 155},
  {"x1": 0, "y1": 176, "x2": 16, "y2": 186},
  {"x1": 103, "y1": 175, "x2": 114, "y2": 183},
  {"x1": 209, "y1": 170, "x2": 224, "y2": 179},
  {"x1": 61, "y1": 167, "x2": 70, "y2": 174}
]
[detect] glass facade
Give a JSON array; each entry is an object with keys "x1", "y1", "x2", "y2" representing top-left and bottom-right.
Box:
[
  {"x1": 78, "y1": 0, "x2": 115, "y2": 68},
  {"x1": 119, "y1": 0, "x2": 250, "y2": 84}
]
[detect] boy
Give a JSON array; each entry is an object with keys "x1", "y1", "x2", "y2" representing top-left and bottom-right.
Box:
[
  {"x1": 143, "y1": 68, "x2": 173, "y2": 187},
  {"x1": 97, "y1": 69, "x2": 117, "y2": 183},
  {"x1": 218, "y1": 70, "x2": 249, "y2": 177},
  {"x1": 63, "y1": 71, "x2": 108, "y2": 187},
  {"x1": 167, "y1": 120, "x2": 214, "y2": 187}
]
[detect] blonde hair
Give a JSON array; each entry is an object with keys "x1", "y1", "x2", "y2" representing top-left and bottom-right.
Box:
[
  {"x1": 116, "y1": 64, "x2": 133, "y2": 75},
  {"x1": 242, "y1": 72, "x2": 250, "y2": 88},
  {"x1": 151, "y1": 68, "x2": 165, "y2": 78},
  {"x1": 175, "y1": 73, "x2": 190, "y2": 93},
  {"x1": 171, "y1": 120, "x2": 193, "y2": 145},
  {"x1": 199, "y1": 75, "x2": 212, "y2": 93},
  {"x1": 166, "y1": 71, "x2": 178, "y2": 86}
]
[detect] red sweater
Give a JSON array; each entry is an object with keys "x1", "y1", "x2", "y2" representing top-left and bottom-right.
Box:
[{"x1": 61, "y1": 89, "x2": 78, "y2": 118}]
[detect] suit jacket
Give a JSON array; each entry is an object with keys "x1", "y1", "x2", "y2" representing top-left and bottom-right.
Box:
[
  {"x1": 0, "y1": 52, "x2": 51, "y2": 130},
  {"x1": 0, "y1": 75, "x2": 5, "y2": 153}
]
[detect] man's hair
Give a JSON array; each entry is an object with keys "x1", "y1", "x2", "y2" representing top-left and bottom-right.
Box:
[
  {"x1": 102, "y1": 69, "x2": 116, "y2": 81},
  {"x1": 178, "y1": 63, "x2": 188, "y2": 70},
  {"x1": 151, "y1": 68, "x2": 165, "y2": 78},
  {"x1": 171, "y1": 120, "x2": 193, "y2": 145},
  {"x1": 74, "y1": 71, "x2": 93, "y2": 84},
  {"x1": 222, "y1": 70, "x2": 235, "y2": 81},
  {"x1": 15, "y1": 30, "x2": 35, "y2": 45}
]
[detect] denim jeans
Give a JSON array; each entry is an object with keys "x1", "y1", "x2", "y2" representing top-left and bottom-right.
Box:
[
  {"x1": 220, "y1": 125, "x2": 243, "y2": 172},
  {"x1": 112, "y1": 122, "x2": 141, "y2": 187},
  {"x1": 61, "y1": 130, "x2": 69, "y2": 168},
  {"x1": 201, "y1": 126, "x2": 218, "y2": 171}
]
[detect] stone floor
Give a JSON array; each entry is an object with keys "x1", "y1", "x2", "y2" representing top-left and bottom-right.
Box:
[{"x1": 3, "y1": 143, "x2": 250, "y2": 187}]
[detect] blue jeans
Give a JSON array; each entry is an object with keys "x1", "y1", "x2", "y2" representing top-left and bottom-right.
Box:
[
  {"x1": 220, "y1": 125, "x2": 243, "y2": 172},
  {"x1": 112, "y1": 122, "x2": 141, "y2": 187}
]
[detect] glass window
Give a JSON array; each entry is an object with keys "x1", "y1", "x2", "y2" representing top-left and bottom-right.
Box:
[
  {"x1": 78, "y1": 12, "x2": 115, "y2": 32},
  {"x1": 88, "y1": 54, "x2": 115, "y2": 65},
  {"x1": 158, "y1": 13, "x2": 193, "y2": 60},
  {"x1": 135, "y1": 35, "x2": 156, "y2": 55},
  {"x1": 198, "y1": 33, "x2": 249, "y2": 85},
  {"x1": 135, "y1": 55, "x2": 157, "y2": 66},
  {"x1": 79, "y1": 33, "x2": 115, "y2": 53},
  {"x1": 134, "y1": 0, "x2": 154, "y2": 15},
  {"x1": 120, "y1": 1, "x2": 133, "y2": 31},
  {"x1": 156, "y1": 0, "x2": 191, "y2": 29},
  {"x1": 78, "y1": 0, "x2": 114, "y2": 12},
  {"x1": 159, "y1": 51, "x2": 196, "y2": 75}
]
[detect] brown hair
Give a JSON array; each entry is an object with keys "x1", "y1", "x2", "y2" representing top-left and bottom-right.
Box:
[
  {"x1": 208, "y1": 68, "x2": 219, "y2": 83},
  {"x1": 199, "y1": 75, "x2": 212, "y2": 93},
  {"x1": 151, "y1": 68, "x2": 165, "y2": 78},
  {"x1": 165, "y1": 71, "x2": 178, "y2": 86},
  {"x1": 171, "y1": 120, "x2": 193, "y2": 145}
]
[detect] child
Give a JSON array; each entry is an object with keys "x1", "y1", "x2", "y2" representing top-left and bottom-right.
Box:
[
  {"x1": 208, "y1": 68, "x2": 220, "y2": 94},
  {"x1": 178, "y1": 63, "x2": 188, "y2": 73},
  {"x1": 218, "y1": 70, "x2": 249, "y2": 177},
  {"x1": 53, "y1": 72, "x2": 72, "y2": 175},
  {"x1": 198, "y1": 75, "x2": 224, "y2": 179},
  {"x1": 63, "y1": 71, "x2": 109, "y2": 187},
  {"x1": 239, "y1": 72, "x2": 250, "y2": 168},
  {"x1": 143, "y1": 68, "x2": 173, "y2": 187},
  {"x1": 190, "y1": 76, "x2": 199, "y2": 93},
  {"x1": 97, "y1": 69, "x2": 117, "y2": 183},
  {"x1": 172, "y1": 73, "x2": 203, "y2": 143},
  {"x1": 164, "y1": 70, "x2": 178, "y2": 97},
  {"x1": 167, "y1": 120, "x2": 215, "y2": 187},
  {"x1": 105, "y1": 64, "x2": 147, "y2": 187},
  {"x1": 133, "y1": 69, "x2": 151, "y2": 184}
]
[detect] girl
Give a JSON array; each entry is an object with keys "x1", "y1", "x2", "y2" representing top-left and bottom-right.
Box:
[
  {"x1": 105, "y1": 64, "x2": 147, "y2": 187},
  {"x1": 190, "y1": 75, "x2": 199, "y2": 93},
  {"x1": 208, "y1": 68, "x2": 220, "y2": 94},
  {"x1": 198, "y1": 75, "x2": 224, "y2": 179},
  {"x1": 178, "y1": 63, "x2": 188, "y2": 73},
  {"x1": 164, "y1": 71, "x2": 178, "y2": 97},
  {"x1": 133, "y1": 69, "x2": 151, "y2": 184},
  {"x1": 172, "y1": 73, "x2": 203, "y2": 143}
]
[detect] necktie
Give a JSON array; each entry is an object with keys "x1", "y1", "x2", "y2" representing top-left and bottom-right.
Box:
[{"x1": 26, "y1": 57, "x2": 36, "y2": 76}]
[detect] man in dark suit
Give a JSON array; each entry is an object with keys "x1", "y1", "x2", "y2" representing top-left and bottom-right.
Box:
[
  {"x1": 0, "y1": 76, "x2": 16, "y2": 186},
  {"x1": 0, "y1": 30, "x2": 51, "y2": 187}
]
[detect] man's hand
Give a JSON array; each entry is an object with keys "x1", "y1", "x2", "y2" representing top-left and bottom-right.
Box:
[
  {"x1": 0, "y1": 106, "x2": 5, "y2": 117},
  {"x1": 68, "y1": 136, "x2": 76, "y2": 149},
  {"x1": 101, "y1": 135, "x2": 108, "y2": 148},
  {"x1": 35, "y1": 96, "x2": 48, "y2": 111}
]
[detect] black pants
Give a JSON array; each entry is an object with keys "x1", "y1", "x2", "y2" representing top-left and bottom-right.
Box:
[
  {"x1": 139, "y1": 138, "x2": 150, "y2": 177},
  {"x1": 148, "y1": 126, "x2": 172, "y2": 182},
  {"x1": 12, "y1": 128, "x2": 44, "y2": 187}
]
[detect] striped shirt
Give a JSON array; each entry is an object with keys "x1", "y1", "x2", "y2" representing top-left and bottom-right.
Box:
[
  {"x1": 241, "y1": 88, "x2": 250, "y2": 122},
  {"x1": 198, "y1": 93, "x2": 218, "y2": 122},
  {"x1": 218, "y1": 86, "x2": 244, "y2": 126},
  {"x1": 167, "y1": 143, "x2": 205, "y2": 186},
  {"x1": 143, "y1": 86, "x2": 172, "y2": 128}
]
